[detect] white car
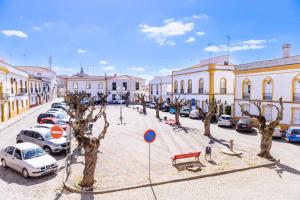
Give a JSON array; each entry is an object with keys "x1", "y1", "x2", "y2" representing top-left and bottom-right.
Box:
[
  {"x1": 0, "y1": 143, "x2": 59, "y2": 178},
  {"x1": 273, "y1": 127, "x2": 284, "y2": 138},
  {"x1": 33, "y1": 124, "x2": 70, "y2": 141},
  {"x1": 189, "y1": 110, "x2": 200, "y2": 119},
  {"x1": 218, "y1": 115, "x2": 233, "y2": 127}
]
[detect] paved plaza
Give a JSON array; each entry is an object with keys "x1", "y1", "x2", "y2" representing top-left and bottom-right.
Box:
[{"x1": 0, "y1": 103, "x2": 299, "y2": 200}]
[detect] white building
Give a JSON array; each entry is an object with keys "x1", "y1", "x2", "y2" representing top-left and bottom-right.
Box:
[
  {"x1": 0, "y1": 60, "x2": 30, "y2": 121},
  {"x1": 234, "y1": 44, "x2": 300, "y2": 130},
  {"x1": 28, "y1": 75, "x2": 43, "y2": 107},
  {"x1": 149, "y1": 75, "x2": 172, "y2": 102},
  {"x1": 107, "y1": 74, "x2": 146, "y2": 102},
  {"x1": 16, "y1": 66, "x2": 57, "y2": 103},
  {"x1": 56, "y1": 75, "x2": 67, "y2": 98},
  {"x1": 172, "y1": 56, "x2": 235, "y2": 114}
]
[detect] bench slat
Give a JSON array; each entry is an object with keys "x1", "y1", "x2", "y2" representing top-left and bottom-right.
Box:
[{"x1": 171, "y1": 152, "x2": 201, "y2": 161}]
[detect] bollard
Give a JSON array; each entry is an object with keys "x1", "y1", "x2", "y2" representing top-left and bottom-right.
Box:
[
  {"x1": 164, "y1": 116, "x2": 167, "y2": 121},
  {"x1": 230, "y1": 140, "x2": 234, "y2": 151}
]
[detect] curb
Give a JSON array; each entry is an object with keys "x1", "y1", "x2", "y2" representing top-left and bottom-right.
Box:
[{"x1": 63, "y1": 160, "x2": 276, "y2": 194}]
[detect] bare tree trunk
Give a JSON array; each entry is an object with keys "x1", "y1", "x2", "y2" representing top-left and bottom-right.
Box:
[
  {"x1": 156, "y1": 107, "x2": 160, "y2": 119},
  {"x1": 80, "y1": 138, "x2": 100, "y2": 188},
  {"x1": 257, "y1": 131, "x2": 273, "y2": 159},
  {"x1": 204, "y1": 113, "x2": 212, "y2": 136},
  {"x1": 175, "y1": 109, "x2": 180, "y2": 125}
]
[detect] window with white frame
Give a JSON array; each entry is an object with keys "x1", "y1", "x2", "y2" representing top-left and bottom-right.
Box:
[
  {"x1": 86, "y1": 82, "x2": 91, "y2": 89},
  {"x1": 264, "y1": 106, "x2": 273, "y2": 121},
  {"x1": 73, "y1": 82, "x2": 78, "y2": 89},
  {"x1": 98, "y1": 82, "x2": 103, "y2": 89},
  {"x1": 293, "y1": 108, "x2": 300, "y2": 125}
]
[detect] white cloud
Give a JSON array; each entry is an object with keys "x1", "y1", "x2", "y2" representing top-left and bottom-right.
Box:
[
  {"x1": 192, "y1": 14, "x2": 209, "y2": 19},
  {"x1": 196, "y1": 31, "x2": 205, "y2": 36},
  {"x1": 139, "y1": 20, "x2": 194, "y2": 46},
  {"x1": 127, "y1": 67, "x2": 145, "y2": 72},
  {"x1": 78, "y1": 49, "x2": 87, "y2": 54},
  {"x1": 185, "y1": 36, "x2": 196, "y2": 44},
  {"x1": 99, "y1": 60, "x2": 107, "y2": 65},
  {"x1": 100, "y1": 66, "x2": 115, "y2": 71},
  {"x1": 204, "y1": 39, "x2": 268, "y2": 53},
  {"x1": 1, "y1": 30, "x2": 28, "y2": 38},
  {"x1": 33, "y1": 26, "x2": 41, "y2": 31}
]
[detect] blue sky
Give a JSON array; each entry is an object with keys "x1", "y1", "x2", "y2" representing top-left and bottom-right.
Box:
[{"x1": 0, "y1": 0, "x2": 300, "y2": 81}]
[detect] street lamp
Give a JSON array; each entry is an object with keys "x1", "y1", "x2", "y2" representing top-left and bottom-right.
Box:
[{"x1": 118, "y1": 86, "x2": 125, "y2": 125}]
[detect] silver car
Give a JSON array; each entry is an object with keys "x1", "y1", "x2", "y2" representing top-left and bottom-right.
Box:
[
  {"x1": 33, "y1": 124, "x2": 70, "y2": 141},
  {"x1": 16, "y1": 127, "x2": 70, "y2": 154},
  {"x1": 0, "y1": 142, "x2": 58, "y2": 178}
]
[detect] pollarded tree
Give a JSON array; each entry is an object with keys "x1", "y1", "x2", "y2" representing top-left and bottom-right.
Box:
[
  {"x1": 118, "y1": 91, "x2": 130, "y2": 107},
  {"x1": 167, "y1": 96, "x2": 187, "y2": 125},
  {"x1": 201, "y1": 97, "x2": 217, "y2": 137},
  {"x1": 153, "y1": 97, "x2": 166, "y2": 119},
  {"x1": 137, "y1": 93, "x2": 147, "y2": 114},
  {"x1": 64, "y1": 91, "x2": 109, "y2": 188},
  {"x1": 239, "y1": 97, "x2": 283, "y2": 160}
]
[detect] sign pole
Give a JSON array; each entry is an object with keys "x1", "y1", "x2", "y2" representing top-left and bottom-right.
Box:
[{"x1": 148, "y1": 143, "x2": 151, "y2": 180}]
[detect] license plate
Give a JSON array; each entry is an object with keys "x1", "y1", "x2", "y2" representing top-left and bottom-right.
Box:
[{"x1": 241, "y1": 125, "x2": 247, "y2": 127}]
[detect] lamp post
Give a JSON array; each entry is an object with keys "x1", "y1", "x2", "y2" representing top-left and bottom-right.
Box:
[{"x1": 118, "y1": 86, "x2": 125, "y2": 125}]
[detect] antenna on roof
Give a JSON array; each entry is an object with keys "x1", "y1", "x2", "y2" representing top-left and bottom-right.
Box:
[
  {"x1": 226, "y1": 35, "x2": 231, "y2": 65},
  {"x1": 49, "y1": 55, "x2": 52, "y2": 69}
]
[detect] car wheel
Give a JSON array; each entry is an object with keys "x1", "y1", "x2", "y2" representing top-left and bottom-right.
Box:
[
  {"x1": 1, "y1": 159, "x2": 7, "y2": 168},
  {"x1": 22, "y1": 168, "x2": 29, "y2": 178},
  {"x1": 17, "y1": 140, "x2": 23, "y2": 143},
  {"x1": 43, "y1": 146, "x2": 52, "y2": 154}
]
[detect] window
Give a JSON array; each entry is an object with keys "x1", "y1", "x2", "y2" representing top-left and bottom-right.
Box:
[
  {"x1": 188, "y1": 79, "x2": 192, "y2": 94},
  {"x1": 264, "y1": 105, "x2": 273, "y2": 121},
  {"x1": 174, "y1": 81, "x2": 178, "y2": 93},
  {"x1": 14, "y1": 149, "x2": 22, "y2": 160},
  {"x1": 293, "y1": 108, "x2": 300, "y2": 124},
  {"x1": 136, "y1": 82, "x2": 139, "y2": 90},
  {"x1": 73, "y1": 82, "x2": 78, "y2": 89},
  {"x1": 112, "y1": 82, "x2": 117, "y2": 90},
  {"x1": 122, "y1": 82, "x2": 127, "y2": 90},
  {"x1": 242, "y1": 79, "x2": 251, "y2": 100},
  {"x1": 220, "y1": 78, "x2": 226, "y2": 94},
  {"x1": 242, "y1": 104, "x2": 250, "y2": 116},
  {"x1": 86, "y1": 82, "x2": 91, "y2": 89},
  {"x1": 180, "y1": 80, "x2": 184, "y2": 94},
  {"x1": 156, "y1": 85, "x2": 159, "y2": 95},
  {"x1": 37, "y1": 72, "x2": 41, "y2": 76},
  {"x1": 293, "y1": 74, "x2": 300, "y2": 101},
  {"x1": 199, "y1": 79, "x2": 204, "y2": 94},
  {"x1": 263, "y1": 78, "x2": 273, "y2": 101},
  {"x1": 5, "y1": 146, "x2": 15, "y2": 155},
  {"x1": 98, "y1": 82, "x2": 103, "y2": 89},
  {"x1": 11, "y1": 78, "x2": 14, "y2": 93},
  {"x1": 30, "y1": 83, "x2": 33, "y2": 93}
]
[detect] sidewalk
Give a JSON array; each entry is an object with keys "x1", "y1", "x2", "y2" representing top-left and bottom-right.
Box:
[{"x1": 0, "y1": 101, "x2": 53, "y2": 134}]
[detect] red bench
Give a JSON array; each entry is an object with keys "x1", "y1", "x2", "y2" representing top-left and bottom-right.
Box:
[{"x1": 171, "y1": 152, "x2": 201, "y2": 165}]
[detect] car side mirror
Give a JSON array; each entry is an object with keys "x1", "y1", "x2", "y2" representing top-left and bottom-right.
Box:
[{"x1": 37, "y1": 137, "x2": 43, "y2": 141}]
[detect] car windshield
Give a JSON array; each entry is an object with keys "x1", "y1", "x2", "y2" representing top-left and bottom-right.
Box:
[
  {"x1": 222, "y1": 116, "x2": 231, "y2": 120},
  {"x1": 44, "y1": 132, "x2": 53, "y2": 140},
  {"x1": 22, "y1": 147, "x2": 46, "y2": 160},
  {"x1": 292, "y1": 129, "x2": 300, "y2": 135},
  {"x1": 56, "y1": 120, "x2": 66, "y2": 125},
  {"x1": 56, "y1": 114, "x2": 64, "y2": 119}
]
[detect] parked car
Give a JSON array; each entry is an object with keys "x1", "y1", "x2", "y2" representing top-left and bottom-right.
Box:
[
  {"x1": 236, "y1": 117, "x2": 252, "y2": 132},
  {"x1": 161, "y1": 104, "x2": 170, "y2": 112},
  {"x1": 149, "y1": 102, "x2": 156, "y2": 109},
  {"x1": 285, "y1": 127, "x2": 300, "y2": 142},
  {"x1": 0, "y1": 142, "x2": 59, "y2": 178},
  {"x1": 16, "y1": 127, "x2": 70, "y2": 154},
  {"x1": 145, "y1": 101, "x2": 151, "y2": 107},
  {"x1": 169, "y1": 107, "x2": 176, "y2": 114},
  {"x1": 180, "y1": 107, "x2": 190, "y2": 117},
  {"x1": 33, "y1": 124, "x2": 69, "y2": 140},
  {"x1": 189, "y1": 110, "x2": 200, "y2": 119},
  {"x1": 39, "y1": 117, "x2": 67, "y2": 131},
  {"x1": 37, "y1": 112, "x2": 69, "y2": 123},
  {"x1": 218, "y1": 115, "x2": 233, "y2": 127},
  {"x1": 51, "y1": 102, "x2": 67, "y2": 110},
  {"x1": 273, "y1": 127, "x2": 284, "y2": 138}
]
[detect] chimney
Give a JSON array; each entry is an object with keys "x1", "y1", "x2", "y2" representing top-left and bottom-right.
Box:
[
  {"x1": 114, "y1": 73, "x2": 117, "y2": 77},
  {"x1": 282, "y1": 43, "x2": 291, "y2": 58}
]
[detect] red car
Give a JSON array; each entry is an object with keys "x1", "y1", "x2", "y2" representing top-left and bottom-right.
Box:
[{"x1": 39, "y1": 117, "x2": 67, "y2": 131}]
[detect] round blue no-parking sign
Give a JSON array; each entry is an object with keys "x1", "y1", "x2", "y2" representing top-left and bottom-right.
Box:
[{"x1": 144, "y1": 129, "x2": 156, "y2": 143}]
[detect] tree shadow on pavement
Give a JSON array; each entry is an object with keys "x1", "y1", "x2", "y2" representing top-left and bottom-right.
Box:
[
  {"x1": 80, "y1": 193, "x2": 95, "y2": 200},
  {"x1": 270, "y1": 162, "x2": 300, "y2": 178},
  {"x1": 173, "y1": 125, "x2": 201, "y2": 134},
  {"x1": 208, "y1": 136, "x2": 230, "y2": 148}
]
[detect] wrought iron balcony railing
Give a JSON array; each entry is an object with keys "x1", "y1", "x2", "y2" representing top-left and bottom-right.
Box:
[
  {"x1": 263, "y1": 93, "x2": 272, "y2": 101},
  {"x1": 220, "y1": 88, "x2": 226, "y2": 94},
  {"x1": 243, "y1": 93, "x2": 251, "y2": 100},
  {"x1": 198, "y1": 88, "x2": 204, "y2": 94}
]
